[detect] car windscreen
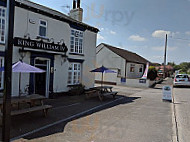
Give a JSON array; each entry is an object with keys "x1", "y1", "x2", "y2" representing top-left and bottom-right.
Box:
[{"x1": 176, "y1": 75, "x2": 188, "y2": 78}]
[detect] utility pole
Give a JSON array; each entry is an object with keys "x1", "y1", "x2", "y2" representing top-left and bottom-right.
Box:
[
  {"x1": 163, "y1": 34, "x2": 168, "y2": 79},
  {"x1": 2, "y1": 0, "x2": 15, "y2": 141}
]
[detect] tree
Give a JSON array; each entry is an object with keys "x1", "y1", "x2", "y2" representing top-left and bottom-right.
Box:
[
  {"x1": 167, "y1": 62, "x2": 176, "y2": 66},
  {"x1": 147, "y1": 66, "x2": 158, "y2": 80}
]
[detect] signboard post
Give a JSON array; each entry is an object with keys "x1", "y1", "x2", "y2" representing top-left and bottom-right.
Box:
[{"x1": 162, "y1": 86, "x2": 172, "y2": 102}]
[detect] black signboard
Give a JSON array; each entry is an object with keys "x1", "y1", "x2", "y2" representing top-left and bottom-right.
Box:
[
  {"x1": 14, "y1": 37, "x2": 68, "y2": 53},
  {"x1": 139, "y1": 79, "x2": 146, "y2": 84}
]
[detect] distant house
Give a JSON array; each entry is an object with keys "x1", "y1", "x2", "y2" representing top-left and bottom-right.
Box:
[{"x1": 95, "y1": 43, "x2": 152, "y2": 87}]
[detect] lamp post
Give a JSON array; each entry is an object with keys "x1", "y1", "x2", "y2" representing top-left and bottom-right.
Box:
[
  {"x1": 2, "y1": 0, "x2": 15, "y2": 141},
  {"x1": 163, "y1": 34, "x2": 167, "y2": 79}
]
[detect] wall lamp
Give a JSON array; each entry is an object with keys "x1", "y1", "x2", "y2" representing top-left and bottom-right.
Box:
[
  {"x1": 24, "y1": 33, "x2": 30, "y2": 39},
  {"x1": 19, "y1": 47, "x2": 27, "y2": 60}
]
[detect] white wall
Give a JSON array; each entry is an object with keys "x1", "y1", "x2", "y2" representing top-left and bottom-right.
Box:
[
  {"x1": 126, "y1": 62, "x2": 144, "y2": 79},
  {"x1": 117, "y1": 78, "x2": 155, "y2": 88},
  {"x1": 95, "y1": 45, "x2": 126, "y2": 83},
  {"x1": 82, "y1": 30, "x2": 97, "y2": 88},
  {"x1": 0, "y1": 5, "x2": 97, "y2": 96}
]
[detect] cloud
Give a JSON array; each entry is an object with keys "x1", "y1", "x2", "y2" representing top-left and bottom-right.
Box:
[
  {"x1": 151, "y1": 46, "x2": 177, "y2": 51},
  {"x1": 152, "y1": 30, "x2": 171, "y2": 38},
  {"x1": 100, "y1": 28, "x2": 104, "y2": 31},
  {"x1": 110, "y1": 30, "x2": 116, "y2": 35},
  {"x1": 185, "y1": 31, "x2": 190, "y2": 35},
  {"x1": 97, "y1": 33, "x2": 105, "y2": 40},
  {"x1": 128, "y1": 35, "x2": 146, "y2": 41},
  {"x1": 188, "y1": 43, "x2": 190, "y2": 47}
]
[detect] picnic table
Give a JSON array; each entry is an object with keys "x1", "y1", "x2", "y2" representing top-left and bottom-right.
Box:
[
  {"x1": 85, "y1": 86, "x2": 118, "y2": 101},
  {"x1": 0, "y1": 94, "x2": 52, "y2": 125}
]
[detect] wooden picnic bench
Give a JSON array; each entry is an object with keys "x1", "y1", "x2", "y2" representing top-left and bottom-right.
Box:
[
  {"x1": 0, "y1": 94, "x2": 52, "y2": 125},
  {"x1": 85, "y1": 86, "x2": 118, "y2": 101}
]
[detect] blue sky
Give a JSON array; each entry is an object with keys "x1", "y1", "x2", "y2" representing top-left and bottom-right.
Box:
[{"x1": 30, "y1": 0, "x2": 190, "y2": 64}]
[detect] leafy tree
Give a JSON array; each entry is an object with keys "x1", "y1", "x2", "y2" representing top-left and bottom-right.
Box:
[{"x1": 167, "y1": 62, "x2": 176, "y2": 66}]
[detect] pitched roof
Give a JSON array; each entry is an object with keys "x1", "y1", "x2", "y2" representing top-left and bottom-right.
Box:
[
  {"x1": 14, "y1": 0, "x2": 99, "y2": 33},
  {"x1": 100, "y1": 43, "x2": 151, "y2": 64}
]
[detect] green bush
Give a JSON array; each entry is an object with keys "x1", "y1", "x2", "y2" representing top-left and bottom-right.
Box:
[{"x1": 147, "y1": 66, "x2": 158, "y2": 81}]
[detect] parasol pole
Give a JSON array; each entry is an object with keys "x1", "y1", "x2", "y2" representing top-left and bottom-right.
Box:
[
  {"x1": 19, "y1": 72, "x2": 21, "y2": 98},
  {"x1": 101, "y1": 71, "x2": 103, "y2": 87}
]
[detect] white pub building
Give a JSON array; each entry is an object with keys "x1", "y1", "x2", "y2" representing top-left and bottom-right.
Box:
[{"x1": 0, "y1": 0, "x2": 98, "y2": 98}]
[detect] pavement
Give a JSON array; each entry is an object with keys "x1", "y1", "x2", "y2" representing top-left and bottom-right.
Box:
[
  {"x1": 2, "y1": 85, "x2": 143, "y2": 141},
  {"x1": 173, "y1": 85, "x2": 190, "y2": 142},
  {"x1": 12, "y1": 80, "x2": 174, "y2": 142}
]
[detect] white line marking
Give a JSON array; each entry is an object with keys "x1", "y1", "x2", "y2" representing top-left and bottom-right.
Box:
[{"x1": 11, "y1": 97, "x2": 125, "y2": 141}]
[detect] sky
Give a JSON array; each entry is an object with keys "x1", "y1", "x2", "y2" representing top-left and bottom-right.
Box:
[{"x1": 30, "y1": 0, "x2": 190, "y2": 64}]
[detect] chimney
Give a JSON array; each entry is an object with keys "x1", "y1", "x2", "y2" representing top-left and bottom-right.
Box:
[
  {"x1": 77, "y1": 0, "x2": 80, "y2": 8},
  {"x1": 73, "y1": 0, "x2": 76, "y2": 9},
  {"x1": 69, "y1": 0, "x2": 83, "y2": 22}
]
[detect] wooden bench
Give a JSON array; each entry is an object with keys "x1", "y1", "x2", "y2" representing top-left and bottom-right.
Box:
[
  {"x1": 99, "y1": 91, "x2": 118, "y2": 101},
  {"x1": 85, "y1": 90, "x2": 100, "y2": 99},
  {"x1": 11, "y1": 105, "x2": 52, "y2": 117},
  {"x1": 0, "y1": 105, "x2": 52, "y2": 117}
]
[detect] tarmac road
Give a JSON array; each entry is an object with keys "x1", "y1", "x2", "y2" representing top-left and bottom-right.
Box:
[{"x1": 19, "y1": 81, "x2": 173, "y2": 142}]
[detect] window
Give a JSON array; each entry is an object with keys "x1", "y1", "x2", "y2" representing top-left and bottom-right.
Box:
[
  {"x1": 117, "y1": 69, "x2": 121, "y2": 76},
  {"x1": 39, "y1": 19, "x2": 47, "y2": 37},
  {"x1": 139, "y1": 66, "x2": 143, "y2": 72},
  {"x1": 130, "y1": 64, "x2": 135, "y2": 73},
  {"x1": 68, "y1": 63, "x2": 81, "y2": 85},
  {"x1": 0, "y1": 7, "x2": 6, "y2": 43},
  {"x1": 70, "y1": 29, "x2": 83, "y2": 54},
  {"x1": 0, "y1": 57, "x2": 4, "y2": 89}
]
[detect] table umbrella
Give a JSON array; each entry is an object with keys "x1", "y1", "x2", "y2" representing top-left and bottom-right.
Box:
[
  {"x1": 0, "y1": 60, "x2": 45, "y2": 97},
  {"x1": 90, "y1": 66, "x2": 116, "y2": 87}
]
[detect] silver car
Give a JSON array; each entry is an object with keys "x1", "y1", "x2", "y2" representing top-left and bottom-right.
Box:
[{"x1": 173, "y1": 74, "x2": 190, "y2": 87}]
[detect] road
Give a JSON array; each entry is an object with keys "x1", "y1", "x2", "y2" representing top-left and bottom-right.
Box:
[
  {"x1": 173, "y1": 86, "x2": 190, "y2": 142},
  {"x1": 18, "y1": 82, "x2": 173, "y2": 142}
]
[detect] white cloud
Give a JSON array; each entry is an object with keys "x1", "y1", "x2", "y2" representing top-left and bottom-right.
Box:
[
  {"x1": 128, "y1": 35, "x2": 146, "y2": 41},
  {"x1": 110, "y1": 30, "x2": 116, "y2": 35},
  {"x1": 152, "y1": 30, "x2": 171, "y2": 38},
  {"x1": 152, "y1": 46, "x2": 177, "y2": 51},
  {"x1": 97, "y1": 33, "x2": 105, "y2": 40},
  {"x1": 188, "y1": 43, "x2": 190, "y2": 47},
  {"x1": 185, "y1": 31, "x2": 190, "y2": 35},
  {"x1": 100, "y1": 28, "x2": 104, "y2": 31}
]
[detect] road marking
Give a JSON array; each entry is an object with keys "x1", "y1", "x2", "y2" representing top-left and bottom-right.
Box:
[{"x1": 11, "y1": 97, "x2": 125, "y2": 141}]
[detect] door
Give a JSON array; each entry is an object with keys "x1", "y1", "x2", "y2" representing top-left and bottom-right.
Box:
[{"x1": 34, "y1": 59, "x2": 50, "y2": 97}]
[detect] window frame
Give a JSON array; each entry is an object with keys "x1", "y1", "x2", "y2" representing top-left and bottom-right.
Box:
[
  {"x1": 130, "y1": 64, "x2": 135, "y2": 73},
  {"x1": 68, "y1": 63, "x2": 82, "y2": 85},
  {"x1": 0, "y1": 6, "x2": 6, "y2": 43},
  {"x1": 139, "y1": 65, "x2": 143, "y2": 73},
  {"x1": 70, "y1": 29, "x2": 84, "y2": 54},
  {"x1": 0, "y1": 57, "x2": 4, "y2": 89},
  {"x1": 39, "y1": 19, "x2": 47, "y2": 38}
]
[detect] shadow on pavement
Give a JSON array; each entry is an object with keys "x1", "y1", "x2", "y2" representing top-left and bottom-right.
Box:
[{"x1": 7, "y1": 94, "x2": 140, "y2": 141}]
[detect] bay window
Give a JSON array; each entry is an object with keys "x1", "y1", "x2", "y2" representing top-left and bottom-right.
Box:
[
  {"x1": 0, "y1": 7, "x2": 6, "y2": 43},
  {"x1": 0, "y1": 57, "x2": 4, "y2": 89},
  {"x1": 70, "y1": 29, "x2": 83, "y2": 54}
]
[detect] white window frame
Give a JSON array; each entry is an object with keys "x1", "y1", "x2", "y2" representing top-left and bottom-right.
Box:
[
  {"x1": 0, "y1": 57, "x2": 4, "y2": 89},
  {"x1": 70, "y1": 29, "x2": 83, "y2": 54},
  {"x1": 130, "y1": 64, "x2": 135, "y2": 73},
  {"x1": 0, "y1": 7, "x2": 6, "y2": 43},
  {"x1": 39, "y1": 19, "x2": 47, "y2": 37},
  {"x1": 68, "y1": 63, "x2": 81, "y2": 85},
  {"x1": 139, "y1": 65, "x2": 143, "y2": 73}
]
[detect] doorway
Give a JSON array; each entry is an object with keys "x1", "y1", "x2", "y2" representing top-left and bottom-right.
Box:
[{"x1": 34, "y1": 58, "x2": 50, "y2": 98}]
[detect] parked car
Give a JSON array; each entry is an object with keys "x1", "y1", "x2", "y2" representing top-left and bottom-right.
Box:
[{"x1": 173, "y1": 74, "x2": 190, "y2": 87}]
